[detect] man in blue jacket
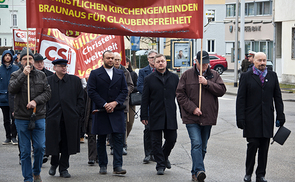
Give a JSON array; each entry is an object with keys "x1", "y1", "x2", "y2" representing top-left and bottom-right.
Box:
[{"x1": 0, "y1": 49, "x2": 19, "y2": 145}]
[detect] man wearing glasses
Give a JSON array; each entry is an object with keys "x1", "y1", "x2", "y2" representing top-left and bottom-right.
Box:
[
  {"x1": 137, "y1": 50, "x2": 157, "y2": 164},
  {"x1": 46, "y1": 59, "x2": 84, "y2": 178}
]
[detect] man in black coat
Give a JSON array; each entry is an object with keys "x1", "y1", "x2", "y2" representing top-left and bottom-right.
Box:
[
  {"x1": 236, "y1": 52, "x2": 285, "y2": 182},
  {"x1": 46, "y1": 59, "x2": 84, "y2": 178},
  {"x1": 87, "y1": 50, "x2": 128, "y2": 175},
  {"x1": 140, "y1": 54, "x2": 179, "y2": 175}
]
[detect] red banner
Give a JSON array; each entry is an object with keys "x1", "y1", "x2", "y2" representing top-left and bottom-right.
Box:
[
  {"x1": 27, "y1": 0, "x2": 203, "y2": 39},
  {"x1": 38, "y1": 28, "x2": 125, "y2": 78},
  {"x1": 13, "y1": 29, "x2": 38, "y2": 50}
]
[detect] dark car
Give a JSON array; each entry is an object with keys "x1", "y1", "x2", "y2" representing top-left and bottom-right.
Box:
[{"x1": 209, "y1": 54, "x2": 228, "y2": 75}]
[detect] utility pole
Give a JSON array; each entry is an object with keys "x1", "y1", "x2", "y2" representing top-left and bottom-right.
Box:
[{"x1": 234, "y1": 0, "x2": 239, "y2": 87}]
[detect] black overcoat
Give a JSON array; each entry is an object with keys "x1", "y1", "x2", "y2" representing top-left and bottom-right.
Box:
[
  {"x1": 87, "y1": 66, "x2": 128, "y2": 135},
  {"x1": 140, "y1": 69, "x2": 179, "y2": 131},
  {"x1": 236, "y1": 70, "x2": 285, "y2": 138},
  {"x1": 46, "y1": 74, "x2": 84, "y2": 155}
]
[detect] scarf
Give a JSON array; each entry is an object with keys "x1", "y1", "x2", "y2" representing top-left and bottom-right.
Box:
[{"x1": 252, "y1": 66, "x2": 267, "y2": 85}]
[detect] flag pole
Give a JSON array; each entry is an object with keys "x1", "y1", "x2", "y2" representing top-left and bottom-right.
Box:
[
  {"x1": 27, "y1": 28, "x2": 30, "y2": 103},
  {"x1": 199, "y1": 39, "x2": 203, "y2": 110}
]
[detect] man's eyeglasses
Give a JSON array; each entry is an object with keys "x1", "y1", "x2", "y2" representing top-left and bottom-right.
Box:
[{"x1": 114, "y1": 59, "x2": 121, "y2": 62}]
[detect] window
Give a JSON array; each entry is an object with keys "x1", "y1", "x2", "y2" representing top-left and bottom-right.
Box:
[
  {"x1": 245, "y1": 3, "x2": 255, "y2": 16},
  {"x1": 4, "y1": 38, "x2": 7, "y2": 46},
  {"x1": 256, "y1": 1, "x2": 271, "y2": 15},
  {"x1": 226, "y1": 4, "x2": 236, "y2": 17},
  {"x1": 0, "y1": 38, "x2": 2, "y2": 46},
  {"x1": 207, "y1": 39, "x2": 215, "y2": 53},
  {"x1": 225, "y1": 42, "x2": 234, "y2": 55},
  {"x1": 12, "y1": 14, "x2": 17, "y2": 27}
]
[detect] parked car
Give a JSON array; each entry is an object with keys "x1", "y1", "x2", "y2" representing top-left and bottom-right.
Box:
[{"x1": 209, "y1": 54, "x2": 228, "y2": 75}]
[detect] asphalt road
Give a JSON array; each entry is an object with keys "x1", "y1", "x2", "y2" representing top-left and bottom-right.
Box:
[{"x1": 0, "y1": 88, "x2": 294, "y2": 182}]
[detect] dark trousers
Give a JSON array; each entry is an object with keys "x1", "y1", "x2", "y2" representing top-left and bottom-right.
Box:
[
  {"x1": 50, "y1": 119, "x2": 70, "y2": 173},
  {"x1": 87, "y1": 119, "x2": 97, "y2": 161},
  {"x1": 97, "y1": 133, "x2": 124, "y2": 169},
  {"x1": 0, "y1": 106, "x2": 17, "y2": 139},
  {"x1": 246, "y1": 138, "x2": 270, "y2": 177},
  {"x1": 144, "y1": 124, "x2": 153, "y2": 157},
  {"x1": 151, "y1": 129, "x2": 177, "y2": 170}
]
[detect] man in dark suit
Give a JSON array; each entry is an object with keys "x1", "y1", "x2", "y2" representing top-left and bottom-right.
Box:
[
  {"x1": 137, "y1": 50, "x2": 157, "y2": 164},
  {"x1": 141, "y1": 54, "x2": 179, "y2": 175},
  {"x1": 236, "y1": 52, "x2": 285, "y2": 182},
  {"x1": 87, "y1": 50, "x2": 128, "y2": 175}
]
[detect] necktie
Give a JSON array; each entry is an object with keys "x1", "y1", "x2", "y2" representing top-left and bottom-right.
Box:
[{"x1": 152, "y1": 68, "x2": 155, "y2": 72}]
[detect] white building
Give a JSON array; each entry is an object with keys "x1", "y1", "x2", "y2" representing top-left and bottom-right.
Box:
[
  {"x1": 274, "y1": 0, "x2": 295, "y2": 83},
  {"x1": 0, "y1": 0, "x2": 26, "y2": 47}
]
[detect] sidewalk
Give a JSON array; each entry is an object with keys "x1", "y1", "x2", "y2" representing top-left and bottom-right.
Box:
[{"x1": 225, "y1": 83, "x2": 295, "y2": 102}]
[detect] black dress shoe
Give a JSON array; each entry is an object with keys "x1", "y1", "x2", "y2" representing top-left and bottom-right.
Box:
[
  {"x1": 157, "y1": 168, "x2": 164, "y2": 175},
  {"x1": 60, "y1": 170, "x2": 71, "y2": 178},
  {"x1": 165, "y1": 159, "x2": 171, "y2": 169},
  {"x1": 197, "y1": 171, "x2": 206, "y2": 182},
  {"x1": 256, "y1": 176, "x2": 267, "y2": 182},
  {"x1": 244, "y1": 175, "x2": 252, "y2": 182},
  {"x1": 99, "y1": 166, "x2": 107, "y2": 174},
  {"x1": 88, "y1": 160, "x2": 95, "y2": 165},
  {"x1": 42, "y1": 155, "x2": 48, "y2": 164},
  {"x1": 49, "y1": 165, "x2": 57, "y2": 176},
  {"x1": 113, "y1": 167, "x2": 126, "y2": 174},
  {"x1": 143, "y1": 155, "x2": 150, "y2": 164}
]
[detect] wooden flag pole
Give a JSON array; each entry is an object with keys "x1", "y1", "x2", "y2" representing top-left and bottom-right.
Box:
[
  {"x1": 27, "y1": 29, "x2": 30, "y2": 103},
  {"x1": 198, "y1": 39, "x2": 203, "y2": 110}
]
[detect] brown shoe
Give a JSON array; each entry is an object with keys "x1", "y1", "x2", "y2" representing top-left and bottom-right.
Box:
[
  {"x1": 33, "y1": 174, "x2": 42, "y2": 182},
  {"x1": 192, "y1": 174, "x2": 198, "y2": 181}
]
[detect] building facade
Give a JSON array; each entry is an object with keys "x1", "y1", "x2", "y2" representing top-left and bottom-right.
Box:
[
  {"x1": 224, "y1": 0, "x2": 274, "y2": 69},
  {"x1": 0, "y1": 0, "x2": 26, "y2": 47},
  {"x1": 274, "y1": 0, "x2": 295, "y2": 83}
]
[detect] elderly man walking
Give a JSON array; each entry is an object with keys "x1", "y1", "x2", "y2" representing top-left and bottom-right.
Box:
[
  {"x1": 236, "y1": 52, "x2": 285, "y2": 182},
  {"x1": 9, "y1": 48, "x2": 51, "y2": 182},
  {"x1": 176, "y1": 50, "x2": 226, "y2": 182}
]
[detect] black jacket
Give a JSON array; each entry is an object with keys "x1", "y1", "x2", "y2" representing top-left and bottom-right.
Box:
[
  {"x1": 236, "y1": 70, "x2": 285, "y2": 138},
  {"x1": 8, "y1": 67, "x2": 51, "y2": 120},
  {"x1": 46, "y1": 74, "x2": 84, "y2": 155},
  {"x1": 140, "y1": 69, "x2": 179, "y2": 130}
]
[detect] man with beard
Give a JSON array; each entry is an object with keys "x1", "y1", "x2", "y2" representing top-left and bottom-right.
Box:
[
  {"x1": 88, "y1": 50, "x2": 128, "y2": 175},
  {"x1": 236, "y1": 52, "x2": 285, "y2": 182},
  {"x1": 141, "y1": 54, "x2": 179, "y2": 175},
  {"x1": 8, "y1": 48, "x2": 51, "y2": 182},
  {"x1": 0, "y1": 50, "x2": 19, "y2": 145}
]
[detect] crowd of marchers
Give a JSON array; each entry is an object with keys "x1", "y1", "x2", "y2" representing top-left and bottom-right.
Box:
[{"x1": 0, "y1": 48, "x2": 285, "y2": 182}]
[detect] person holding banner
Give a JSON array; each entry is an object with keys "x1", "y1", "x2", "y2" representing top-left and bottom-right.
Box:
[
  {"x1": 46, "y1": 59, "x2": 84, "y2": 178},
  {"x1": 88, "y1": 50, "x2": 128, "y2": 175},
  {"x1": 137, "y1": 50, "x2": 157, "y2": 164},
  {"x1": 8, "y1": 48, "x2": 51, "y2": 182},
  {"x1": 236, "y1": 52, "x2": 285, "y2": 182},
  {"x1": 176, "y1": 51, "x2": 226, "y2": 182}
]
